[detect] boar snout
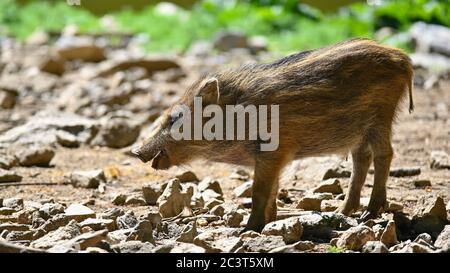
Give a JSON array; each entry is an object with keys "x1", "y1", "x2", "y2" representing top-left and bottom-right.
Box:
[
  {"x1": 131, "y1": 145, "x2": 172, "y2": 170},
  {"x1": 131, "y1": 144, "x2": 160, "y2": 163}
]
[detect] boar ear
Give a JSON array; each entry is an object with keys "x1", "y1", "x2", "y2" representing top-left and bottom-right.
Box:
[{"x1": 198, "y1": 77, "x2": 220, "y2": 104}]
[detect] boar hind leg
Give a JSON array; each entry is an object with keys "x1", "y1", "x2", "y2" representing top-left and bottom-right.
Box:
[
  {"x1": 244, "y1": 154, "x2": 287, "y2": 232},
  {"x1": 361, "y1": 130, "x2": 393, "y2": 221},
  {"x1": 338, "y1": 142, "x2": 372, "y2": 215}
]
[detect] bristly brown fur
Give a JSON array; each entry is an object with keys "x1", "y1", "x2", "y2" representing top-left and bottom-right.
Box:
[{"x1": 136, "y1": 38, "x2": 414, "y2": 232}]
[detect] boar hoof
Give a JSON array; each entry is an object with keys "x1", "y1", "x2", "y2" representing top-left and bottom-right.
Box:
[
  {"x1": 336, "y1": 203, "x2": 359, "y2": 216},
  {"x1": 360, "y1": 209, "x2": 380, "y2": 222},
  {"x1": 243, "y1": 219, "x2": 265, "y2": 233}
]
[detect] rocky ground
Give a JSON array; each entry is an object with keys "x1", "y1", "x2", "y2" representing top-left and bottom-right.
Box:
[{"x1": 0, "y1": 23, "x2": 449, "y2": 253}]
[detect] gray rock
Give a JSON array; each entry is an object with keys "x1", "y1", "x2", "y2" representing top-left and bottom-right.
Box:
[
  {"x1": 389, "y1": 167, "x2": 421, "y2": 177},
  {"x1": 414, "y1": 233, "x2": 434, "y2": 245},
  {"x1": 241, "y1": 235, "x2": 286, "y2": 253},
  {"x1": 187, "y1": 40, "x2": 213, "y2": 57},
  {"x1": 6, "y1": 230, "x2": 33, "y2": 242},
  {"x1": 210, "y1": 204, "x2": 225, "y2": 217},
  {"x1": 413, "y1": 179, "x2": 432, "y2": 188},
  {"x1": 83, "y1": 247, "x2": 109, "y2": 253},
  {"x1": 2, "y1": 198, "x2": 24, "y2": 210},
  {"x1": 248, "y1": 36, "x2": 268, "y2": 54},
  {"x1": 111, "y1": 194, "x2": 127, "y2": 205},
  {"x1": 391, "y1": 241, "x2": 434, "y2": 253},
  {"x1": 124, "y1": 194, "x2": 147, "y2": 206},
  {"x1": 298, "y1": 212, "x2": 356, "y2": 240},
  {"x1": 269, "y1": 240, "x2": 315, "y2": 253},
  {"x1": 80, "y1": 218, "x2": 115, "y2": 231},
  {"x1": 70, "y1": 169, "x2": 106, "y2": 189},
  {"x1": 157, "y1": 179, "x2": 193, "y2": 218},
  {"x1": 116, "y1": 211, "x2": 138, "y2": 229},
  {"x1": 155, "y1": 221, "x2": 185, "y2": 240},
  {"x1": 313, "y1": 179, "x2": 343, "y2": 194},
  {"x1": 0, "y1": 169, "x2": 22, "y2": 183},
  {"x1": 409, "y1": 22, "x2": 450, "y2": 57},
  {"x1": 64, "y1": 204, "x2": 95, "y2": 222},
  {"x1": 230, "y1": 169, "x2": 251, "y2": 181},
  {"x1": 145, "y1": 210, "x2": 162, "y2": 229},
  {"x1": 213, "y1": 31, "x2": 249, "y2": 52},
  {"x1": 15, "y1": 146, "x2": 55, "y2": 167},
  {"x1": 26, "y1": 30, "x2": 49, "y2": 45},
  {"x1": 175, "y1": 171, "x2": 199, "y2": 183},
  {"x1": 0, "y1": 207, "x2": 16, "y2": 215},
  {"x1": 193, "y1": 227, "x2": 240, "y2": 253},
  {"x1": 39, "y1": 203, "x2": 65, "y2": 220},
  {"x1": 435, "y1": 225, "x2": 450, "y2": 249},
  {"x1": 107, "y1": 229, "x2": 131, "y2": 244},
  {"x1": 24, "y1": 52, "x2": 65, "y2": 76},
  {"x1": 0, "y1": 89, "x2": 17, "y2": 109},
  {"x1": 412, "y1": 194, "x2": 448, "y2": 238},
  {"x1": 95, "y1": 57, "x2": 181, "y2": 78},
  {"x1": 112, "y1": 241, "x2": 154, "y2": 253},
  {"x1": 380, "y1": 220, "x2": 398, "y2": 247},
  {"x1": 176, "y1": 222, "x2": 198, "y2": 243},
  {"x1": 198, "y1": 177, "x2": 222, "y2": 195},
  {"x1": 201, "y1": 189, "x2": 223, "y2": 203},
  {"x1": 430, "y1": 151, "x2": 450, "y2": 170},
  {"x1": 336, "y1": 225, "x2": 376, "y2": 251},
  {"x1": 362, "y1": 241, "x2": 389, "y2": 253},
  {"x1": 0, "y1": 223, "x2": 30, "y2": 233},
  {"x1": 411, "y1": 53, "x2": 450, "y2": 77},
  {"x1": 262, "y1": 217, "x2": 303, "y2": 244},
  {"x1": 204, "y1": 198, "x2": 223, "y2": 210},
  {"x1": 190, "y1": 192, "x2": 205, "y2": 209},
  {"x1": 38, "y1": 214, "x2": 70, "y2": 233},
  {"x1": 297, "y1": 195, "x2": 322, "y2": 211},
  {"x1": 224, "y1": 210, "x2": 244, "y2": 228},
  {"x1": 239, "y1": 230, "x2": 261, "y2": 240},
  {"x1": 170, "y1": 242, "x2": 206, "y2": 253},
  {"x1": 142, "y1": 184, "x2": 162, "y2": 205},
  {"x1": 0, "y1": 240, "x2": 45, "y2": 253},
  {"x1": 63, "y1": 229, "x2": 108, "y2": 250},
  {"x1": 0, "y1": 111, "x2": 99, "y2": 147},
  {"x1": 322, "y1": 165, "x2": 351, "y2": 180},
  {"x1": 131, "y1": 220, "x2": 154, "y2": 243},
  {"x1": 108, "y1": 219, "x2": 154, "y2": 244},
  {"x1": 0, "y1": 154, "x2": 17, "y2": 169},
  {"x1": 413, "y1": 195, "x2": 447, "y2": 219},
  {"x1": 233, "y1": 181, "x2": 253, "y2": 198},
  {"x1": 314, "y1": 193, "x2": 334, "y2": 200},
  {"x1": 56, "y1": 36, "x2": 106, "y2": 62},
  {"x1": 32, "y1": 220, "x2": 81, "y2": 249},
  {"x1": 321, "y1": 200, "x2": 342, "y2": 212},
  {"x1": 90, "y1": 118, "x2": 140, "y2": 148},
  {"x1": 99, "y1": 208, "x2": 125, "y2": 221}
]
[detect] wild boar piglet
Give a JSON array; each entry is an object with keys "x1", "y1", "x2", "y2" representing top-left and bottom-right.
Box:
[{"x1": 133, "y1": 38, "x2": 414, "y2": 232}]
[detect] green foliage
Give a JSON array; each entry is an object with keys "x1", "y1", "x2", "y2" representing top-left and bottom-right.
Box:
[
  {"x1": 0, "y1": 0, "x2": 102, "y2": 39},
  {"x1": 0, "y1": 0, "x2": 449, "y2": 53},
  {"x1": 327, "y1": 246, "x2": 345, "y2": 253}
]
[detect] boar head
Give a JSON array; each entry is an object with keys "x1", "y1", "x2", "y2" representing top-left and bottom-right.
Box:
[{"x1": 131, "y1": 77, "x2": 220, "y2": 169}]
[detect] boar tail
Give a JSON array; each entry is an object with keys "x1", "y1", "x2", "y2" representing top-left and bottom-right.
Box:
[
  {"x1": 405, "y1": 55, "x2": 414, "y2": 114},
  {"x1": 408, "y1": 78, "x2": 414, "y2": 113}
]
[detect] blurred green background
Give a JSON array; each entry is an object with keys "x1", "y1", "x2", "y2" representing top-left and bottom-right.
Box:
[{"x1": 1, "y1": 0, "x2": 449, "y2": 53}]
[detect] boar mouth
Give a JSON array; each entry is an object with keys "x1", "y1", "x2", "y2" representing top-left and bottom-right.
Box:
[{"x1": 151, "y1": 150, "x2": 172, "y2": 170}]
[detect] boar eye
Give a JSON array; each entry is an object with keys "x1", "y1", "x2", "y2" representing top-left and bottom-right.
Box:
[{"x1": 169, "y1": 112, "x2": 183, "y2": 126}]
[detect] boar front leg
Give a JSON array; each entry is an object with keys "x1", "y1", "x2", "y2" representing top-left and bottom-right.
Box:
[{"x1": 244, "y1": 153, "x2": 288, "y2": 232}]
